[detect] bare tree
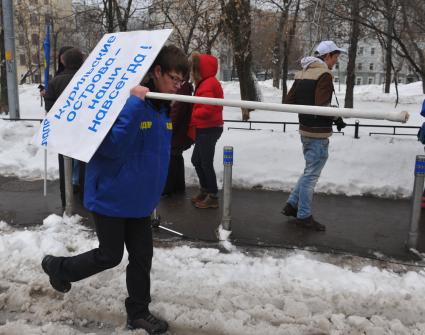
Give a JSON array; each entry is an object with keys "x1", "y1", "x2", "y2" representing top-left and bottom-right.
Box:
[
  {"x1": 151, "y1": 0, "x2": 201, "y2": 54},
  {"x1": 259, "y1": 0, "x2": 295, "y2": 89},
  {"x1": 14, "y1": 1, "x2": 45, "y2": 84},
  {"x1": 192, "y1": 2, "x2": 223, "y2": 54},
  {"x1": 344, "y1": 0, "x2": 361, "y2": 108},
  {"x1": 221, "y1": 0, "x2": 260, "y2": 121},
  {"x1": 114, "y1": 0, "x2": 134, "y2": 32},
  {"x1": 382, "y1": 0, "x2": 395, "y2": 93},
  {"x1": 251, "y1": 9, "x2": 278, "y2": 78},
  {"x1": 150, "y1": 0, "x2": 222, "y2": 55},
  {"x1": 281, "y1": 0, "x2": 301, "y2": 101},
  {"x1": 330, "y1": 0, "x2": 425, "y2": 93}
]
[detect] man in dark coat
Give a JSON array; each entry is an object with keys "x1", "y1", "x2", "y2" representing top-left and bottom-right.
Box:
[{"x1": 44, "y1": 47, "x2": 85, "y2": 208}]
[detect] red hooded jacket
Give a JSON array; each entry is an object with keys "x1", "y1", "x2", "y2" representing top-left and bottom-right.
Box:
[{"x1": 190, "y1": 54, "x2": 224, "y2": 130}]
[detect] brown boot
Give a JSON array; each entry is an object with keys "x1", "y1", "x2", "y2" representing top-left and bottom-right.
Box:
[
  {"x1": 194, "y1": 194, "x2": 219, "y2": 209},
  {"x1": 191, "y1": 189, "x2": 207, "y2": 203}
]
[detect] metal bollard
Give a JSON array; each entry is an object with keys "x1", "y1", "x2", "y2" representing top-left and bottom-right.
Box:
[
  {"x1": 221, "y1": 146, "x2": 233, "y2": 231},
  {"x1": 64, "y1": 156, "x2": 74, "y2": 216},
  {"x1": 354, "y1": 120, "x2": 360, "y2": 139},
  {"x1": 406, "y1": 155, "x2": 425, "y2": 250}
]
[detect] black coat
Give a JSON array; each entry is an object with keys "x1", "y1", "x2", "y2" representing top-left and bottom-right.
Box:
[{"x1": 44, "y1": 69, "x2": 78, "y2": 112}]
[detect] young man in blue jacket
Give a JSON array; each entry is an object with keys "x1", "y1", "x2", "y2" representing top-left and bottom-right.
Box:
[{"x1": 41, "y1": 45, "x2": 189, "y2": 334}]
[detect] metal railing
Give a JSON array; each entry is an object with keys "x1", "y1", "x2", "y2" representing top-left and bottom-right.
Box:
[
  {"x1": 1, "y1": 117, "x2": 420, "y2": 139},
  {"x1": 1, "y1": 117, "x2": 42, "y2": 122},
  {"x1": 224, "y1": 119, "x2": 420, "y2": 139}
]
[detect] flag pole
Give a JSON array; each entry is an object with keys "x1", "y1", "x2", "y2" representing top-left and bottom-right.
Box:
[{"x1": 43, "y1": 24, "x2": 51, "y2": 197}]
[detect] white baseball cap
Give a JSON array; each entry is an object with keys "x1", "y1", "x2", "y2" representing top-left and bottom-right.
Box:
[{"x1": 314, "y1": 41, "x2": 347, "y2": 56}]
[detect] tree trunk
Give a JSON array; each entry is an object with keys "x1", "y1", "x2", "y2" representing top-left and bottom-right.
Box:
[
  {"x1": 344, "y1": 0, "x2": 360, "y2": 109},
  {"x1": 107, "y1": 0, "x2": 114, "y2": 33},
  {"x1": 384, "y1": 33, "x2": 392, "y2": 93},
  {"x1": 384, "y1": 0, "x2": 393, "y2": 93},
  {"x1": 222, "y1": 0, "x2": 259, "y2": 121},
  {"x1": 272, "y1": 11, "x2": 287, "y2": 89},
  {"x1": 281, "y1": 0, "x2": 301, "y2": 102},
  {"x1": 114, "y1": 0, "x2": 132, "y2": 32}
]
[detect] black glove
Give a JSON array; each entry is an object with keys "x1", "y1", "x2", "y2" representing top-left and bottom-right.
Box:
[{"x1": 334, "y1": 117, "x2": 347, "y2": 132}]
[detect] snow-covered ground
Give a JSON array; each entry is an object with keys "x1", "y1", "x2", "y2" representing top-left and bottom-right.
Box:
[{"x1": 0, "y1": 82, "x2": 425, "y2": 334}]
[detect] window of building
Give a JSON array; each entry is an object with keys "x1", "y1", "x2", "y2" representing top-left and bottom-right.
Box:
[
  {"x1": 369, "y1": 63, "x2": 374, "y2": 71},
  {"x1": 18, "y1": 34, "x2": 25, "y2": 46},
  {"x1": 44, "y1": 0, "x2": 49, "y2": 4},
  {"x1": 19, "y1": 54, "x2": 26, "y2": 66},
  {"x1": 357, "y1": 63, "x2": 363, "y2": 71},
  {"x1": 368, "y1": 77, "x2": 374, "y2": 84},
  {"x1": 30, "y1": 14, "x2": 38, "y2": 25},
  {"x1": 334, "y1": 77, "x2": 339, "y2": 83},
  {"x1": 31, "y1": 33, "x2": 39, "y2": 46},
  {"x1": 358, "y1": 47, "x2": 364, "y2": 55},
  {"x1": 371, "y1": 47, "x2": 375, "y2": 55},
  {"x1": 356, "y1": 77, "x2": 362, "y2": 85},
  {"x1": 32, "y1": 54, "x2": 38, "y2": 64},
  {"x1": 335, "y1": 63, "x2": 339, "y2": 70}
]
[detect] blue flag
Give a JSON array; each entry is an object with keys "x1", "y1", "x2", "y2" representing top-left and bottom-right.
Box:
[
  {"x1": 43, "y1": 24, "x2": 51, "y2": 90},
  {"x1": 421, "y1": 99, "x2": 425, "y2": 117}
]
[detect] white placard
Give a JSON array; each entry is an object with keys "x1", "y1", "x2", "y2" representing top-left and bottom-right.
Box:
[{"x1": 33, "y1": 29, "x2": 172, "y2": 162}]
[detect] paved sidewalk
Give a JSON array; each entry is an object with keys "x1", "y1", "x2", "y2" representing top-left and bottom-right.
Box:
[{"x1": 1, "y1": 175, "x2": 424, "y2": 261}]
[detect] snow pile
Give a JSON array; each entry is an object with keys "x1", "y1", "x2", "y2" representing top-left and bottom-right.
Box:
[{"x1": 0, "y1": 217, "x2": 425, "y2": 334}]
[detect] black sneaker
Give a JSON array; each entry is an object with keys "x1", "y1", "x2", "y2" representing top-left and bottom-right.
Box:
[
  {"x1": 127, "y1": 312, "x2": 169, "y2": 334},
  {"x1": 41, "y1": 255, "x2": 71, "y2": 293},
  {"x1": 295, "y1": 216, "x2": 326, "y2": 231},
  {"x1": 281, "y1": 203, "x2": 297, "y2": 217}
]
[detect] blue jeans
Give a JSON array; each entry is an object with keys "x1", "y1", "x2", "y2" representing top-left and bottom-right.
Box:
[{"x1": 287, "y1": 136, "x2": 329, "y2": 219}]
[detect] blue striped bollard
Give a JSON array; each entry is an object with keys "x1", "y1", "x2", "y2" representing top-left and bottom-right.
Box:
[
  {"x1": 222, "y1": 146, "x2": 233, "y2": 231},
  {"x1": 407, "y1": 155, "x2": 425, "y2": 250}
]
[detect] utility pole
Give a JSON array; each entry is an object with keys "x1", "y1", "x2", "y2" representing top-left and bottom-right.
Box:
[{"x1": 2, "y1": 0, "x2": 19, "y2": 118}]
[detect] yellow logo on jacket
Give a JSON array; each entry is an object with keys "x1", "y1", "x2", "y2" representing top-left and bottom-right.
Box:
[
  {"x1": 166, "y1": 122, "x2": 173, "y2": 130},
  {"x1": 140, "y1": 121, "x2": 152, "y2": 129}
]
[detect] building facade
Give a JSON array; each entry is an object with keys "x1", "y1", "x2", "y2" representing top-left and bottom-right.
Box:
[
  {"x1": 14, "y1": 0, "x2": 73, "y2": 84},
  {"x1": 334, "y1": 38, "x2": 418, "y2": 86}
]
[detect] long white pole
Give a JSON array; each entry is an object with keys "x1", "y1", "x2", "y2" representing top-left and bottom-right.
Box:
[{"x1": 145, "y1": 92, "x2": 409, "y2": 123}]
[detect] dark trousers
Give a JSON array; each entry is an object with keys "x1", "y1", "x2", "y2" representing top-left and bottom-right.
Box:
[
  {"x1": 191, "y1": 127, "x2": 223, "y2": 194},
  {"x1": 162, "y1": 153, "x2": 185, "y2": 195},
  {"x1": 51, "y1": 213, "x2": 153, "y2": 319}
]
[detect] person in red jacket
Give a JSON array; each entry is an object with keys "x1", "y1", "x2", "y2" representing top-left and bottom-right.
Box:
[{"x1": 189, "y1": 52, "x2": 224, "y2": 209}]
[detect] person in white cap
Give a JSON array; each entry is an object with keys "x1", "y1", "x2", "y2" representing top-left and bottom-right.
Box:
[{"x1": 281, "y1": 40, "x2": 347, "y2": 231}]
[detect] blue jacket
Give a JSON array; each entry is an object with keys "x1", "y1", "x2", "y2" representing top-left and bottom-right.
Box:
[{"x1": 84, "y1": 95, "x2": 172, "y2": 218}]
